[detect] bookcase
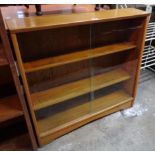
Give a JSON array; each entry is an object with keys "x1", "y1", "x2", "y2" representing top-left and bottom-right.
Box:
[
  {"x1": 0, "y1": 18, "x2": 22, "y2": 124},
  {"x1": 6, "y1": 8, "x2": 149, "y2": 146},
  {"x1": 0, "y1": 10, "x2": 37, "y2": 149}
]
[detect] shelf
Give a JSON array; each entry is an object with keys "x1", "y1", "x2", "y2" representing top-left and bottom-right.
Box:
[
  {"x1": 32, "y1": 68, "x2": 130, "y2": 110},
  {"x1": 24, "y1": 42, "x2": 136, "y2": 73},
  {"x1": 145, "y1": 22, "x2": 155, "y2": 42},
  {"x1": 141, "y1": 45, "x2": 155, "y2": 69},
  {"x1": 0, "y1": 95, "x2": 23, "y2": 123},
  {"x1": 0, "y1": 44, "x2": 8, "y2": 66},
  {"x1": 38, "y1": 90, "x2": 133, "y2": 138}
]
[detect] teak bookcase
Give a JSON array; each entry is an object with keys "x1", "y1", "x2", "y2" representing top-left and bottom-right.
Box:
[
  {"x1": 0, "y1": 13, "x2": 23, "y2": 124},
  {"x1": 0, "y1": 10, "x2": 37, "y2": 149},
  {"x1": 6, "y1": 8, "x2": 149, "y2": 146}
]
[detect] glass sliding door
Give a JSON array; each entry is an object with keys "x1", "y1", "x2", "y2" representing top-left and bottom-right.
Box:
[{"x1": 90, "y1": 18, "x2": 144, "y2": 113}]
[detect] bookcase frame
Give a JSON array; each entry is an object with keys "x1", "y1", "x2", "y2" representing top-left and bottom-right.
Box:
[
  {"x1": 6, "y1": 8, "x2": 149, "y2": 146},
  {"x1": 0, "y1": 10, "x2": 38, "y2": 149}
]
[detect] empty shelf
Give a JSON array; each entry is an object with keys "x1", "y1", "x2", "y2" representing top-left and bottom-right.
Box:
[
  {"x1": 38, "y1": 90, "x2": 133, "y2": 138},
  {"x1": 0, "y1": 44, "x2": 8, "y2": 66},
  {"x1": 24, "y1": 42, "x2": 136, "y2": 73},
  {"x1": 32, "y1": 68, "x2": 130, "y2": 110},
  {"x1": 0, "y1": 96, "x2": 23, "y2": 123}
]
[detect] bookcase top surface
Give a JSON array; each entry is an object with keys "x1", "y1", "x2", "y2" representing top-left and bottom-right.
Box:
[{"x1": 6, "y1": 8, "x2": 149, "y2": 33}]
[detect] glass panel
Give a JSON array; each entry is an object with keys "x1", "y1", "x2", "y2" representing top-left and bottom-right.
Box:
[
  {"x1": 90, "y1": 18, "x2": 143, "y2": 113},
  {"x1": 17, "y1": 25, "x2": 92, "y2": 133},
  {"x1": 31, "y1": 60, "x2": 92, "y2": 132}
]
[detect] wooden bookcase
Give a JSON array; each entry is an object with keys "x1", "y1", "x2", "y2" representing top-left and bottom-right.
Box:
[
  {"x1": 0, "y1": 10, "x2": 38, "y2": 149},
  {"x1": 6, "y1": 8, "x2": 149, "y2": 146},
  {"x1": 0, "y1": 22, "x2": 23, "y2": 124}
]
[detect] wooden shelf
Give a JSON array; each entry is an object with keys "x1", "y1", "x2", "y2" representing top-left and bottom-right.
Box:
[
  {"x1": 0, "y1": 43, "x2": 8, "y2": 66},
  {"x1": 24, "y1": 42, "x2": 136, "y2": 73},
  {"x1": 32, "y1": 68, "x2": 130, "y2": 110},
  {"x1": 38, "y1": 90, "x2": 133, "y2": 138},
  {"x1": 0, "y1": 95, "x2": 23, "y2": 123}
]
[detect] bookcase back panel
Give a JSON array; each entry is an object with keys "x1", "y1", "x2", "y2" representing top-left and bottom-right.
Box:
[
  {"x1": 17, "y1": 25, "x2": 90, "y2": 62},
  {"x1": 27, "y1": 60, "x2": 91, "y2": 93},
  {"x1": 0, "y1": 65, "x2": 13, "y2": 85},
  {"x1": 91, "y1": 48, "x2": 138, "y2": 98},
  {"x1": 91, "y1": 50, "x2": 131, "y2": 74},
  {"x1": 92, "y1": 82, "x2": 126, "y2": 112},
  {"x1": 35, "y1": 93, "x2": 91, "y2": 132},
  {"x1": 92, "y1": 17, "x2": 144, "y2": 48},
  {"x1": 0, "y1": 66, "x2": 16, "y2": 98}
]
